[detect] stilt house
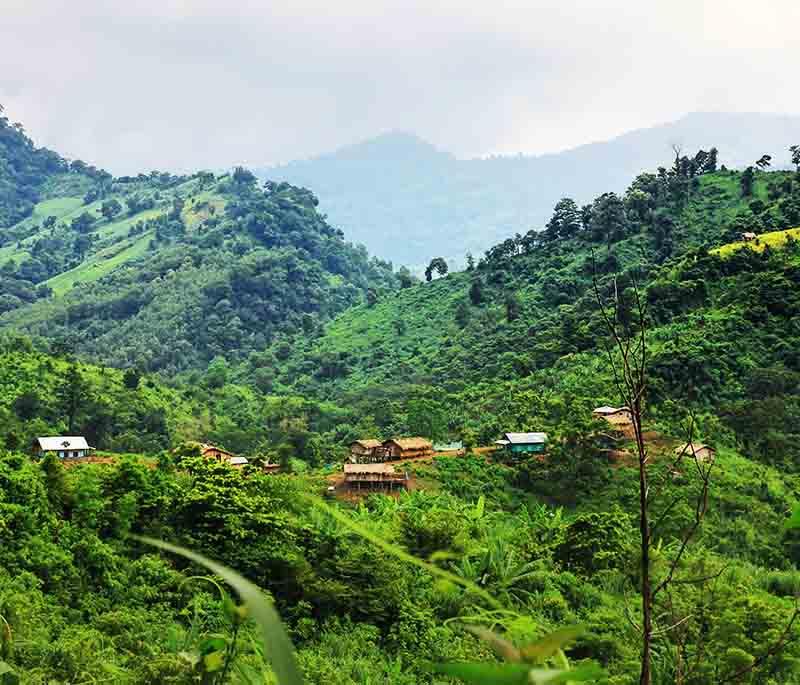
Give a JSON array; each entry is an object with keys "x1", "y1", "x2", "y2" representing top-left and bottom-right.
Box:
[
  {"x1": 343, "y1": 462, "x2": 409, "y2": 490},
  {"x1": 349, "y1": 439, "x2": 382, "y2": 463}
]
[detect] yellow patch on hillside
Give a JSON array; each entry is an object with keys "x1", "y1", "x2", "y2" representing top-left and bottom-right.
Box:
[{"x1": 713, "y1": 227, "x2": 800, "y2": 258}]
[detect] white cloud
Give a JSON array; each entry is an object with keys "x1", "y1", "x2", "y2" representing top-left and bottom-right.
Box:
[{"x1": 2, "y1": 0, "x2": 799, "y2": 173}]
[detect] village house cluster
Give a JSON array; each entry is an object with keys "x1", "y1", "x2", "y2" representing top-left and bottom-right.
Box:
[
  {"x1": 32, "y1": 406, "x2": 714, "y2": 492},
  {"x1": 31, "y1": 436, "x2": 281, "y2": 472},
  {"x1": 193, "y1": 442, "x2": 281, "y2": 472},
  {"x1": 349, "y1": 437, "x2": 433, "y2": 463}
]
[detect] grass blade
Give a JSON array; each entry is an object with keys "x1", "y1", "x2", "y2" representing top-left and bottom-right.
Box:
[
  {"x1": 520, "y1": 626, "x2": 585, "y2": 660},
  {"x1": 429, "y1": 661, "x2": 531, "y2": 684},
  {"x1": 464, "y1": 625, "x2": 521, "y2": 662},
  {"x1": 135, "y1": 536, "x2": 303, "y2": 685}
]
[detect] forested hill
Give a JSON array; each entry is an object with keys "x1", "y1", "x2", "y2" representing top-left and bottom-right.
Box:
[
  {"x1": 261, "y1": 112, "x2": 800, "y2": 267},
  {"x1": 0, "y1": 110, "x2": 398, "y2": 374},
  {"x1": 270, "y1": 155, "x2": 800, "y2": 461},
  {"x1": 0, "y1": 104, "x2": 103, "y2": 226},
  {"x1": 5, "y1": 115, "x2": 800, "y2": 683}
]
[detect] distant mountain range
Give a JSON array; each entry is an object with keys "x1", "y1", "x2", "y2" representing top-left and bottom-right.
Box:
[{"x1": 258, "y1": 112, "x2": 800, "y2": 267}]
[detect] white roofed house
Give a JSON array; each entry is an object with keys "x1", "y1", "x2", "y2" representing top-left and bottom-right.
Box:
[{"x1": 33, "y1": 436, "x2": 95, "y2": 460}]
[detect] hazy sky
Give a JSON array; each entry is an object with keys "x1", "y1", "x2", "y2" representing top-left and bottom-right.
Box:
[{"x1": 3, "y1": 0, "x2": 799, "y2": 174}]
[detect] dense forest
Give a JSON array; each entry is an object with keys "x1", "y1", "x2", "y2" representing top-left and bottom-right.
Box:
[
  {"x1": 3, "y1": 108, "x2": 800, "y2": 683},
  {"x1": 267, "y1": 156, "x2": 800, "y2": 456},
  {"x1": 0, "y1": 114, "x2": 398, "y2": 374}
]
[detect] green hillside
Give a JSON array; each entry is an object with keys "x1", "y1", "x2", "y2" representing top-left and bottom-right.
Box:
[
  {"x1": 262, "y1": 164, "x2": 800, "y2": 469},
  {"x1": 273, "y1": 167, "x2": 796, "y2": 387},
  {"x1": 4, "y1": 110, "x2": 800, "y2": 684},
  {"x1": 0, "y1": 105, "x2": 100, "y2": 227},
  {"x1": 0, "y1": 335, "x2": 196, "y2": 453},
  {"x1": 1, "y1": 167, "x2": 398, "y2": 373},
  {"x1": 713, "y1": 225, "x2": 800, "y2": 257},
  {"x1": 2, "y1": 410, "x2": 800, "y2": 683}
]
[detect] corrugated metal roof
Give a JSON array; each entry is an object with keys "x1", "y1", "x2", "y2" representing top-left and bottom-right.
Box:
[
  {"x1": 592, "y1": 406, "x2": 622, "y2": 414},
  {"x1": 434, "y1": 441, "x2": 463, "y2": 451},
  {"x1": 229, "y1": 456, "x2": 249, "y2": 465},
  {"x1": 37, "y1": 436, "x2": 91, "y2": 451},
  {"x1": 503, "y1": 432, "x2": 548, "y2": 444}
]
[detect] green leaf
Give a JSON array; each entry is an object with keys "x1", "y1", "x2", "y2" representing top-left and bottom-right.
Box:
[
  {"x1": 429, "y1": 661, "x2": 531, "y2": 684},
  {"x1": 0, "y1": 661, "x2": 19, "y2": 685},
  {"x1": 433, "y1": 578, "x2": 457, "y2": 594},
  {"x1": 199, "y1": 637, "x2": 227, "y2": 655},
  {"x1": 136, "y1": 536, "x2": 303, "y2": 685},
  {"x1": 475, "y1": 495, "x2": 485, "y2": 519},
  {"x1": 178, "y1": 651, "x2": 201, "y2": 668},
  {"x1": 785, "y1": 504, "x2": 800, "y2": 530},
  {"x1": 307, "y1": 496, "x2": 504, "y2": 610},
  {"x1": 520, "y1": 626, "x2": 585, "y2": 660},
  {"x1": 203, "y1": 650, "x2": 226, "y2": 672},
  {"x1": 529, "y1": 664, "x2": 606, "y2": 683},
  {"x1": 464, "y1": 625, "x2": 521, "y2": 662}
]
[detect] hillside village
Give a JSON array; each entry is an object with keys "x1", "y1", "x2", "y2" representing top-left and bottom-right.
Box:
[
  {"x1": 3, "y1": 97, "x2": 800, "y2": 684},
  {"x1": 29, "y1": 401, "x2": 709, "y2": 495}
]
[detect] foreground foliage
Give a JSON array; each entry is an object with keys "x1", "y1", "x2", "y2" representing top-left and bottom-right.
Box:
[{"x1": 0, "y1": 447, "x2": 798, "y2": 683}]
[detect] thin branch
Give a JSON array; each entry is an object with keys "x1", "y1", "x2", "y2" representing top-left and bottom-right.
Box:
[{"x1": 717, "y1": 600, "x2": 800, "y2": 684}]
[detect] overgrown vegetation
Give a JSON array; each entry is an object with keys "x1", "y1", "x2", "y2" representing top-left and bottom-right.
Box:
[{"x1": 4, "y1": 110, "x2": 800, "y2": 682}]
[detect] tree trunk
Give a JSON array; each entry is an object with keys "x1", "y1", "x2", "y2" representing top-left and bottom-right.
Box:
[{"x1": 634, "y1": 400, "x2": 652, "y2": 685}]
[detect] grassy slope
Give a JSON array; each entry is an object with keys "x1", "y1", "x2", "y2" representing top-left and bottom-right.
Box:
[
  {"x1": 1, "y1": 178, "x2": 227, "y2": 295},
  {"x1": 713, "y1": 225, "x2": 800, "y2": 257},
  {"x1": 46, "y1": 231, "x2": 154, "y2": 295}
]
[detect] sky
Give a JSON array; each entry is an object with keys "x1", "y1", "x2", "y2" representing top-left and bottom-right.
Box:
[{"x1": 3, "y1": 0, "x2": 800, "y2": 174}]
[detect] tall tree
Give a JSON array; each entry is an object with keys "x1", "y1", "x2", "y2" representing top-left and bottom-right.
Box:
[
  {"x1": 58, "y1": 363, "x2": 89, "y2": 433},
  {"x1": 468, "y1": 279, "x2": 484, "y2": 306},
  {"x1": 424, "y1": 257, "x2": 448, "y2": 282},
  {"x1": 465, "y1": 252, "x2": 475, "y2": 271},
  {"x1": 756, "y1": 154, "x2": 772, "y2": 170},
  {"x1": 706, "y1": 147, "x2": 719, "y2": 172},
  {"x1": 504, "y1": 292, "x2": 520, "y2": 322},
  {"x1": 544, "y1": 198, "x2": 582, "y2": 240},
  {"x1": 790, "y1": 145, "x2": 800, "y2": 171},
  {"x1": 71, "y1": 212, "x2": 95, "y2": 233},
  {"x1": 100, "y1": 198, "x2": 122, "y2": 221},
  {"x1": 741, "y1": 166, "x2": 755, "y2": 197},
  {"x1": 591, "y1": 261, "x2": 714, "y2": 685},
  {"x1": 589, "y1": 193, "x2": 628, "y2": 244}
]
